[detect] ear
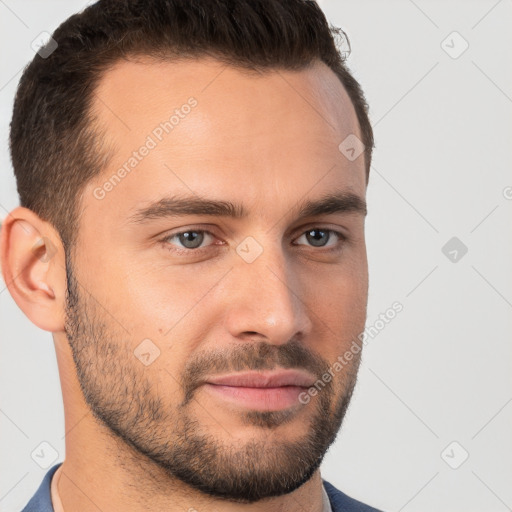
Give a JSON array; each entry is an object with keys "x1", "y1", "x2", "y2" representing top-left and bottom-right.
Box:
[{"x1": 0, "y1": 206, "x2": 67, "y2": 332}]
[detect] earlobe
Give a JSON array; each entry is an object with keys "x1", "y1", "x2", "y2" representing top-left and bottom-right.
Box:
[{"x1": 0, "y1": 207, "x2": 66, "y2": 332}]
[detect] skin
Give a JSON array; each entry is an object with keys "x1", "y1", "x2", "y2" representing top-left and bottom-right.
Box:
[{"x1": 1, "y1": 56, "x2": 368, "y2": 512}]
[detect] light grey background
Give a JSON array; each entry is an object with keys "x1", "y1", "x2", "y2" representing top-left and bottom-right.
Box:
[{"x1": 1, "y1": 1, "x2": 511, "y2": 511}]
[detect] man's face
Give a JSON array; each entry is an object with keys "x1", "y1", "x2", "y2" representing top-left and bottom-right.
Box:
[{"x1": 64, "y1": 56, "x2": 368, "y2": 502}]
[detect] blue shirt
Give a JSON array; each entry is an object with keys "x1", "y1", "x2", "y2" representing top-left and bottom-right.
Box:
[{"x1": 21, "y1": 462, "x2": 384, "y2": 512}]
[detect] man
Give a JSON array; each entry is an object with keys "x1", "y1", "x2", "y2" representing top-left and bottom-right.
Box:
[{"x1": 1, "y1": 0, "x2": 382, "y2": 510}]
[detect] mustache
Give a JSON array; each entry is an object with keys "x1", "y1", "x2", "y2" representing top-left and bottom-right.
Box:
[{"x1": 180, "y1": 339, "x2": 330, "y2": 405}]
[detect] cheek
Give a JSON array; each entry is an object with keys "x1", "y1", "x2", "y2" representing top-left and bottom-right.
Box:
[
  {"x1": 103, "y1": 258, "x2": 225, "y2": 337},
  {"x1": 314, "y1": 263, "x2": 368, "y2": 314},
  {"x1": 309, "y1": 267, "x2": 368, "y2": 359}
]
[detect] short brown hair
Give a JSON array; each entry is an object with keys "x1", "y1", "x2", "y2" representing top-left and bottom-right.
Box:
[{"x1": 10, "y1": 0, "x2": 374, "y2": 250}]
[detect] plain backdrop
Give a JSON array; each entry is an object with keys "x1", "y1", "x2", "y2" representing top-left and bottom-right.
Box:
[{"x1": 1, "y1": 1, "x2": 511, "y2": 511}]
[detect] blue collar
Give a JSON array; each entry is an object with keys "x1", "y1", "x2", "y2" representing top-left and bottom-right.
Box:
[{"x1": 22, "y1": 462, "x2": 62, "y2": 512}]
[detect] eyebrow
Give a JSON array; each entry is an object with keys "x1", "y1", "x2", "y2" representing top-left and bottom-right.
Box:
[{"x1": 127, "y1": 191, "x2": 367, "y2": 224}]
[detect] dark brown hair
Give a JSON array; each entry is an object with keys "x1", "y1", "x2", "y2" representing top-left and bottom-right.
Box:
[{"x1": 10, "y1": 0, "x2": 374, "y2": 250}]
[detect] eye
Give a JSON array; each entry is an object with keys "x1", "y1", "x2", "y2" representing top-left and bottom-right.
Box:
[
  {"x1": 162, "y1": 230, "x2": 217, "y2": 252},
  {"x1": 294, "y1": 228, "x2": 345, "y2": 249}
]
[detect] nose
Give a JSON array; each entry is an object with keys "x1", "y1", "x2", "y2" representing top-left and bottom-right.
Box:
[{"x1": 221, "y1": 243, "x2": 313, "y2": 346}]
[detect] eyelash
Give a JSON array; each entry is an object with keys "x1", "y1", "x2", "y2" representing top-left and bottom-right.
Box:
[{"x1": 159, "y1": 227, "x2": 347, "y2": 256}]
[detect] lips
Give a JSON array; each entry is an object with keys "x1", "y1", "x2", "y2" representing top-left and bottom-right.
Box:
[
  {"x1": 205, "y1": 369, "x2": 316, "y2": 388},
  {"x1": 201, "y1": 370, "x2": 317, "y2": 411}
]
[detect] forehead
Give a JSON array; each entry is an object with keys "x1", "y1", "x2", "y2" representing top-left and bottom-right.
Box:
[{"x1": 83, "y1": 56, "x2": 365, "y2": 225}]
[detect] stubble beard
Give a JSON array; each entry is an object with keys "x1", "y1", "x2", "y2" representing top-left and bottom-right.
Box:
[{"x1": 63, "y1": 259, "x2": 361, "y2": 503}]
